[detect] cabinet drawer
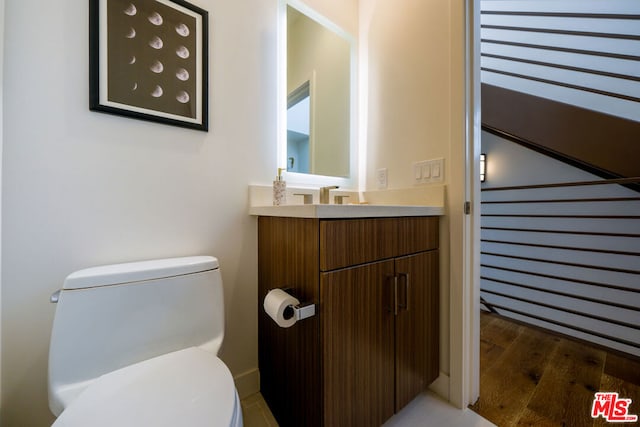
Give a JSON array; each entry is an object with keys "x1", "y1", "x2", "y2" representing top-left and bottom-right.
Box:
[
  {"x1": 319, "y1": 217, "x2": 438, "y2": 271},
  {"x1": 320, "y1": 219, "x2": 398, "y2": 271},
  {"x1": 397, "y1": 217, "x2": 439, "y2": 255}
]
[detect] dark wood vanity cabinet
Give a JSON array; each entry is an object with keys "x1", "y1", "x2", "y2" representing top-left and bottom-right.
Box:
[{"x1": 258, "y1": 216, "x2": 439, "y2": 427}]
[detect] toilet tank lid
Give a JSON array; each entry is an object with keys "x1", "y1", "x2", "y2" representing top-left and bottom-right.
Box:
[{"x1": 63, "y1": 256, "x2": 219, "y2": 290}]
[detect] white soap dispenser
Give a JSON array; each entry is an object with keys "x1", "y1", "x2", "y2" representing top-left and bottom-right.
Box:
[{"x1": 273, "y1": 168, "x2": 287, "y2": 206}]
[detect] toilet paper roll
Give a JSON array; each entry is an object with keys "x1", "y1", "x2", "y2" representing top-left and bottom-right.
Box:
[{"x1": 264, "y1": 288, "x2": 300, "y2": 328}]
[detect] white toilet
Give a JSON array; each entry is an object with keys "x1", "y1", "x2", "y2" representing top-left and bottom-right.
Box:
[{"x1": 47, "y1": 256, "x2": 243, "y2": 427}]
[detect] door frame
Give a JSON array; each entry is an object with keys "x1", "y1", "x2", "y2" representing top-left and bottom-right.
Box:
[
  {"x1": 0, "y1": 0, "x2": 5, "y2": 407},
  {"x1": 447, "y1": 0, "x2": 481, "y2": 409}
]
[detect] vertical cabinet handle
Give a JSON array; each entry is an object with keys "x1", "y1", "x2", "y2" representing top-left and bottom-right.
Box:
[
  {"x1": 393, "y1": 275, "x2": 399, "y2": 316},
  {"x1": 398, "y1": 273, "x2": 410, "y2": 311},
  {"x1": 387, "y1": 274, "x2": 409, "y2": 315},
  {"x1": 387, "y1": 275, "x2": 399, "y2": 315}
]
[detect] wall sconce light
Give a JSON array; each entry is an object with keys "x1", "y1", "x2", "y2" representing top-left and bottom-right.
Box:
[{"x1": 480, "y1": 153, "x2": 486, "y2": 182}]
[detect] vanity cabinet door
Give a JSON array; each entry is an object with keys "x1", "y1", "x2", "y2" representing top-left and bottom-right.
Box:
[
  {"x1": 321, "y1": 260, "x2": 396, "y2": 427},
  {"x1": 394, "y1": 250, "x2": 440, "y2": 411}
]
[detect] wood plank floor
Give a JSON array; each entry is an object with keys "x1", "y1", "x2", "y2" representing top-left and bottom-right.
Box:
[{"x1": 470, "y1": 312, "x2": 640, "y2": 426}]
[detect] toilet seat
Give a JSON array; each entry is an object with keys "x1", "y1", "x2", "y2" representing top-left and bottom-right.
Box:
[{"x1": 52, "y1": 347, "x2": 242, "y2": 427}]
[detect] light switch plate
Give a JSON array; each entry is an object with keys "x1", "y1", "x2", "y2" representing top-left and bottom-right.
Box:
[
  {"x1": 413, "y1": 158, "x2": 444, "y2": 184},
  {"x1": 431, "y1": 162, "x2": 441, "y2": 178},
  {"x1": 422, "y1": 163, "x2": 431, "y2": 179},
  {"x1": 413, "y1": 162, "x2": 423, "y2": 180},
  {"x1": 431, "y1": 158, "x2": 444, "y2": 182}
]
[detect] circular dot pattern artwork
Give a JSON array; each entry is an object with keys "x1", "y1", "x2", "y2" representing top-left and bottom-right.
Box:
[{"x1": 107, "y1": 0, "x2": 198, "y2": 119}]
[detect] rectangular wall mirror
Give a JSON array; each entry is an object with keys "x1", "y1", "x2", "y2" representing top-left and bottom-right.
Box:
[{"x1": 280, "y1": 1, "x2": 356, "y2": 184}]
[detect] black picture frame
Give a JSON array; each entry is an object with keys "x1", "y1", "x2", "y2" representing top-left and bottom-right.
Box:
[{"x1": 90, "y1": 0, "x2": 209, "y2": 131}]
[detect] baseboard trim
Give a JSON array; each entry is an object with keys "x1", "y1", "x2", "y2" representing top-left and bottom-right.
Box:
[
  {"x1": 238, "y1": 369, "x2": 450, "y2": 405},
  {"x1": 234, "y1": 368, "x2": 260, "y2": 399},
  {"x1": 429, "y1": 372, "x2": 450, "y2": 401}
]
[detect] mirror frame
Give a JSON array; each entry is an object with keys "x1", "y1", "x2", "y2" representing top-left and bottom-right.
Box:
[{"x1": 277, "y1": 0, "x2": 358, "y2": 188}]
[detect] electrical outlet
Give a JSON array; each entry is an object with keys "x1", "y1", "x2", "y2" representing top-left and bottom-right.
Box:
[{"x1": 376, "y1": 168, "x2": 388, "y2": 189}]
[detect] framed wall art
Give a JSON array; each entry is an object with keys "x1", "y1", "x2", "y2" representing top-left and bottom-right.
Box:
[{"x1": 89, "y1": 0, "x2": 209, "y2": 131}]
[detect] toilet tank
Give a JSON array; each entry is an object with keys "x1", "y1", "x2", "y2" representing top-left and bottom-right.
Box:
[{"x1": 48, "y1": 256, "x2": 224, "y2": 416}]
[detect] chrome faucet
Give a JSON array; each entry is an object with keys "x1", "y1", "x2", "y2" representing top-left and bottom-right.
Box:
[{"x1": 319, "y1": 186, "x2": 339, "y2": 204}]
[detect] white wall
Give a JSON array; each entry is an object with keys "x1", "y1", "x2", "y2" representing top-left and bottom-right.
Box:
[
  {"x1": 362, "y1": 1, "x2": 451, "y2": 190},
  {"x1": 1, "y1": 0, "x2": 277, "y2": 425},
  {"x1": 303, "y1": 0, "x2": 358, "y2": 37},
  {"x1": 481, "y1": 130, "x2": 609, "y2": 187},
  {"x1": 361, "y1": 0, "x2": 470, "y2": 403}
]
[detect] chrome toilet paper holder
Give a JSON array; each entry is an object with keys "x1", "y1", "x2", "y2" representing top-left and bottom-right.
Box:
[{"x1": 279, "y1": 288, "x2": 316, "y2": 321}]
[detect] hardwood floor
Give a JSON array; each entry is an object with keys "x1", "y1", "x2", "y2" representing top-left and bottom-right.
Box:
[{"x1": 470, "y1": 312, "x2": 640, "y2": 426}]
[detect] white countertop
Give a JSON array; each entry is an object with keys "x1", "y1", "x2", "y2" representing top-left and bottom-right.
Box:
[{"x1": 249, "y1": 204, "x2": 444, "y2": 219}]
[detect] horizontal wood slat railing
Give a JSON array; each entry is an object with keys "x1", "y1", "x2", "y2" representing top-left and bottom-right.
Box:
[
  {"x1": 481, "y1": 176, "x2": 640, "y2": 192},
  {"x1": 480, "y1": 0, "x2": 640, "y2": 184},
  {"x1": 481, "y1": 38, "x2": 640, "y2": 62},
  {"x1": 482, "y1": 264, "x2": 639, "y2": 295},
  {"x1": 480, "y1": 2, "x2": 640, "y2": 123},
  {"x1": 482, "y1": 276, "x2": 639, "y2": 313},
  {"x1": 481, "y1": 11, "x2": 640, "y2": 19},
  {"x1": 480, "y1": 177, "x2": 640, "y2": 357},
  {"x1": 482, "y1": 226, "x2": 640, "y2": 239},
  {"x1": 481, "y1": 288, "x2": 639, "y2": 331},
  {"x1": 482, "y1": 239, "x2": 640, "y2": 257},
  {"x1": 482, "y1": 304, "x2": 640, "y2": 350},
  {"x1": 482, "y1": 25, "x2": 640, "y2": 41}
]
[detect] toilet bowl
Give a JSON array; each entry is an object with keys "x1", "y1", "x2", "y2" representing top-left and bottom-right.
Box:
[
  {"x1": 47, "y1": 256, "x2": 243, "y2": 427},
  {"x1": 52, "y1": 347, "x2": 242, "y2": 427}
]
